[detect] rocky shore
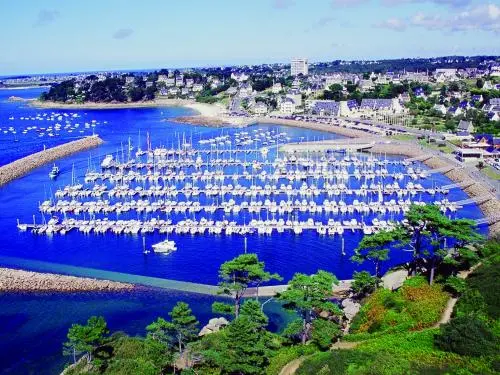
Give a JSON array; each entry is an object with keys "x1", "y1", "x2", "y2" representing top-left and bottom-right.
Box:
[
  {"x1": 370, "y1": 142, "x2": 500, "y2": 237},
  {"x1": 0, "y1": 267, "x2": 133, "y2": 292},
  {"x1": 0, "y1": 135, "x2": 103, "y2": 187}
]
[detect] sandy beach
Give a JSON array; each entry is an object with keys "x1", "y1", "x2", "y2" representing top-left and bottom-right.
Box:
[{"x1": 0, "y1": 267, "x2": 133, "y2": 292}]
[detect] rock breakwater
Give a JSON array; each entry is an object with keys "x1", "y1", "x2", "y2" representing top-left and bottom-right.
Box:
[
  {"x1": 0, "y1": 267, "x2": 133, "y2": 292},
  {"x1": 0, "y1": 135, "x2": 103, "y2": 187}
]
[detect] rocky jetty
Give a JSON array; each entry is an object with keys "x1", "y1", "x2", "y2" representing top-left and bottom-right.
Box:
[
  {"x1": 0, "y1": 267, "x2": 133, "y2": 292},
  {"x1": 0, "y1": 135, "x2": 103, "y2": 187}
]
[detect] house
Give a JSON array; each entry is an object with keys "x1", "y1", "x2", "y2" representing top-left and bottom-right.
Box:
[
  {"x1": 157, "y1": 74, "x2": 169, "y2": 83},
  {"x1": 457, "y1": 120, "x2": 474, "y2": 134},
  {"x1": 181, "y1": 87, "x2": 190, "y2": 96},
  {"x1": 168, "y1": 87, "x2": 180, "y2": 96},
  {"x1": 145, "y1": 81, "x2": 154, "y2": 88},
  {"x1": 286, "y1": 89, "x2": 302, "y2": 107},
  {"x1": 185, "y1": 79, "x2": 194, "y2": 88},
  {"x1": 231, "y1": 72, "x2": 249, "y2": 82},
  {"x1": 447, "y1": 107, "x2": 463, "y2": 117},
  {"x1": 399, "y1": 92, "x2": 411, "y2": 104},
  {"x1": 271, "y1": 82, "x2": 282, "y2": 94},
  {"x1": 311, "y1": 100, "x2": 340, "y2": 116},
  {"x1": 432, "y1": 104, "x2": 447, "y2": 115},
  {"x1": 239, "y1": 83, "x2": 253, "y2": 97},
  {"x1": 226, "y1": 86, "x2": 238, "y2": 95},
  {"x1": 125, "y1": 76, "x2": 135, "y2": 85},
  {"x1": 358, "y1": 79, "x2": 374, "y2": 93},
  {"x1": 192, "y1": 84, "x2": 204, "y2": 92},
  {"x1": 359, "y1": 98, "x2": 403, "y2": 114},
  {"x1": 412, "y1": 87, "x2": 427, "y2": 98},
  {"x1": 280, "y1": 97, "x2": 296, "y2": 114},
  {"x1": 253, "y1": 102, "x2": 268, "y2": 115},
  {"x1": 165, "y1": 77, "x2": 176, "y2": 87},
  {"x1": 471, "y1": 94, "x2": 483, "y2": 103},
  {"x1": 483, "y1": 81, "x2": 494, "y2": 90},
  {"x1": 488, "y1": 112, "x2": 500, "y2": 121}
]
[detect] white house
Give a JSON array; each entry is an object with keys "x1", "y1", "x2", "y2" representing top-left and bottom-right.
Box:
[
  {"x1": 192, "y1": 84, "x2": 204, "y2": 92},
  {"x1": 254, "y1": 102, "x2": 268, "y2": 115},
  {"x1": 271, "y1": 82, "x2": 283, "y2": 94},
  {"x1": 280, "y1": 97, "x2": 296, "y2": 114},
  {"x1": 231, "y1": 72, "x2": 249, "y2": 82},
  {"x1": 432, "y1": 104, "x2": 447, "y2": 115}
]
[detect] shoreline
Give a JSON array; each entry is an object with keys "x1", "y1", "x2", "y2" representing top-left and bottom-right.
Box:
[
  {"x1": 29, "y1": 98, "x2": 202, "y2": 110},
  {"x1": 0, "y1": 135, "x2": 103, "y2": 187},
  {"x1": 0, "y1": 267, "x2": 133, "y2": 292}
]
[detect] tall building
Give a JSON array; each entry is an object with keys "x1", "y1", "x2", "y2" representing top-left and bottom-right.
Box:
[{"x1": 291, "y1": 58, "x2": 308, "y2": 76}]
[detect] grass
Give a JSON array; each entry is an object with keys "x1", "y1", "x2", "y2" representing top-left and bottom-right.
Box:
[
  {"x1": 388, "y1": 134, "x2": 416, "y2": 142},
  {"x1": 481, "y1": 166, "x2": 500, "y2": 181},
  {"x1": 350, "y1": 276, "x2": 450, "y2": 335},
  {"x1": 418, "y1": 139, "x2": 454, "y2": 154},
  {"x1": 265, "y1": 345, "x2": 318, "y2": 375}
]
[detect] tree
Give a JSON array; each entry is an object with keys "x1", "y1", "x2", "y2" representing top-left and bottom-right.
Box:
[
  {"x1": 63, "y1": 316, "x2": 109, "y2": 363},
  {"x1": 215, "y1": 253, "x2": 281, "y2": 317},
  {"x1": 351, "y1": 271, "x2": 379, "y2": 297},
  {"x1": 352, "y1": 229, "x2": 402, "y2": 278},
  {"x1": 311, "y1": 318, "x2": 342, "y2": 350},
  {"x1": 239, "y1": 299, "x2": 268, "y2": 329},
  {"x1": 147, "y1": 302, "x2": 199, "y2": 356},
  {"x1": 278, "y1": 270, "x2": 341, "y2": 344},
  {"x1": 401, "y1": 205, "x2": 481, "y2": 284}
]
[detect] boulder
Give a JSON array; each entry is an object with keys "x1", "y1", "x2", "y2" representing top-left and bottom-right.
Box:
[
  {"x1": 342, "y1": 298, "x2": 361, "y2": 321},
  {"x1": 198, "y1": 317, "x2": 229, "y2": 336}
]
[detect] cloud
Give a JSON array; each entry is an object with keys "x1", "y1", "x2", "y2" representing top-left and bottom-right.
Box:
[
  {"x1": 382, "y1": 0, "x2": 471, "y2": 7},
  {"x1": 34, "y1": 9, "x2": 60, "y2": 27},
  {"x1": 272, "y1": 0, "x2": 295, "y2": 9},
  {"x1": 113, "y1": 28, "x2": 134, "y2": 39},
  {"x1": 305, "y1": 16, "x2": 336, "y2": 32},
  {"x1": 374, "y1": 17, "x2": 407, "y2": 31},
  {"x1": 376, "y1": 3, "x2": 500, "y2": 33}
]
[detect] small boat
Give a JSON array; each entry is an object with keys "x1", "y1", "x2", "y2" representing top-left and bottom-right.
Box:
[
  {"x1": 49, "y1": 165, "x2": 60, "y2": 179},
  {"x1": 152, "y1": 239, "x2": 177, "y2": 254}
]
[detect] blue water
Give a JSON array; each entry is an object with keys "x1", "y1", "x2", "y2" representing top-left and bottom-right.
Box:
[{"x1": 0, "y1": 88, "x2": 487, "y2": 374}]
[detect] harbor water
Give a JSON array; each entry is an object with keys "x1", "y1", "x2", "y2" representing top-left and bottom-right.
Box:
[{"x1": 0, "y1": 88, "x2": 487, "y2": 374}]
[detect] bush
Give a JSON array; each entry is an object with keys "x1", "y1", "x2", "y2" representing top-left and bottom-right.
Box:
[
  {"x1": 352, "y1": 271, "x2": 378, "y2": 297},
  {"x1": 465, "y1": 261, "x2": 500, "y2": 320},
  {"x1": 444, "y1": 276, "x2": 467, "y2": 296},
  {"x1": 265, "y1": 345, "x2": 318, "y2": 375},
  {"x1": 311, "y1": 319, "x2": 342, "y2": 350},
  {"x1": 434, "y1": 316, "x2": 498, "y2": 357},
  {"x1": 350, "y1": 277, "x2": 449, "y2": 334}
]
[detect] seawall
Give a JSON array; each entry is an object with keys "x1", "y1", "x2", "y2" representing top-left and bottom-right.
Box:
[
  {"x1": 0, "y1": 267, "x2": 133, "y2": 292},
  {"x1": 0, "y1": 135, "x2": 103, "y2": 187}
]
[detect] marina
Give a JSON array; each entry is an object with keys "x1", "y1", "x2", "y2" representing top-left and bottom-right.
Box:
[{"x1": 19, "y1": 129, "x2": 478, "y2": 241}]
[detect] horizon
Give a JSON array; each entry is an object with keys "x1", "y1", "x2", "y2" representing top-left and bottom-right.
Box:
[
  {"x1": 1, "y1": 54, "x2": 498, "y2": 78},
  {"x1": 1, "y1": 0, "x2": 499, "y2": 76}
]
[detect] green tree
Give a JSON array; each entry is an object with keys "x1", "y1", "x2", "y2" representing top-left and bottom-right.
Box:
[
  {"x1": 352, "y1": 229, "x2": 402, "y2": 278},
  {"x1": 63, "y1": 316, "x2": 109, "y2": 363},
  {"x1": 215, "y1": 253, "x2": 281, "y2": 317},
  {"x1": 239, "y1": 299, "x2": 269, "y2": 329},
  {"x1": 278, "y1": 270, "x2": 341, "y2": 344},
  {"x1": 311, "y1": 318, "x2": 342, "y2": 350},
  {"x1": 402, "y1": 205, "x2": 480, "y2": 284},
  {"x1": 147, "y1": 302, "x2": 199, "y2": 356},
  {"x1": 351, "y1": 271, "x2": 379, "y2": 297}
]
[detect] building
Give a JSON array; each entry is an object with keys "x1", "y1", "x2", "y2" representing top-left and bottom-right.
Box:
[
  {"x1": 457, "y1": 120, "x2": 474, "y2": 134},
  {"x1": 291, "y1": 58, "x2": 308, "y2": 76},
  {"x1": 254, "y1": 102, "x2": 268, "y2": 115},
  {"x1": 280, "y1": 97, "x2": 296, "y2": 114},
  {"x1": 192, "y1": 84, "x2": 204, "y2": 92},
  {"x1": 286, "y1": 89, "x2": 302, "y2": 107},
  {"x1": 311, "y1": 100, "x2": 340, "y2": 116},
  {"x1": 359, "y1": 98, "x2": 403, "y2": 114},
  {"x1": 271, "y1": 82, "x2": 283, "y2": 94}
]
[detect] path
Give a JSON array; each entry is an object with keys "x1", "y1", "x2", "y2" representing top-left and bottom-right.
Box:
[{"x1": 279, "y1": 356, "x2": 311, "y2": 375}]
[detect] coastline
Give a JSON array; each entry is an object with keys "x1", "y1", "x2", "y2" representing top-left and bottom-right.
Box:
[
  {"x1": 0, "y1": 135, "x2": 103, "y2": 187},
  {"x1": 29, "y1": 98, "x2": 202, "y2": 110},
  {"x1": 0, "y1": 267, "x2": 133, "y2": 292}
]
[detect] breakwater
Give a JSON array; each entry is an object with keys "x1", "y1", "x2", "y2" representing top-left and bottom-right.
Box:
[
  {"x1": 0, "y1": 135, "x2": 103, "y2": 187},
  {"x1": 0, "y1": 267, "x2": 133, "y2": 292}
]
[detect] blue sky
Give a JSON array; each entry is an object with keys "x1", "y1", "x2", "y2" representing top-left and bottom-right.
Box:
[{"x1": 1, "y1": 0, "x2": 499, "y2": 75}]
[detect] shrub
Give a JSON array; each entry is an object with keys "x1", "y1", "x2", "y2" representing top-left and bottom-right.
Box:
[
  {"x1": 444, "y1": 276, "x2": 467, "y2": 296},
  {"x1": 265, "y1": 345, "x2": 318, "y2": 375},
  {"x1": 311, "y1": 319, "x2": 342, "y2": 350},
  {"x1": 351, "y1": 271, "x2": 378, "y2": 297},
  {"x1": 434, "y1": 316, "x2": 498, "y2": 357}
]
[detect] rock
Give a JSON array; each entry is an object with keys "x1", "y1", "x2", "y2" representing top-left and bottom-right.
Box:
[
  {"x1": 382, "y1": 270, "x2": 407, "y2": 290},
  {"x1": 198, "y1": 317, "x2": 229, "y2": 336},
  {"x1": 342, "y1": 298, "x2": 361, "y2": 321}
]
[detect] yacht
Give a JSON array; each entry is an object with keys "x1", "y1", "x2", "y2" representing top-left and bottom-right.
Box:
[
  {"x1": 152, "y1": 239, "x2": 177, "y2": 254},
  {"x1": 49, "y1": 165, "x2": 60, "y2": 179}
]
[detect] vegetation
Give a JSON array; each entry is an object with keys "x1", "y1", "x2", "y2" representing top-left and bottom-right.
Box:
[{"x1": 61, "y1": 207, "x2": 498, "y2": 375}]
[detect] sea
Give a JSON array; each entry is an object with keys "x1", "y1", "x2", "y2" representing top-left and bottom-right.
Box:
[{"x1": 0, "y1": 88, "x2": 487, "y2": 374}]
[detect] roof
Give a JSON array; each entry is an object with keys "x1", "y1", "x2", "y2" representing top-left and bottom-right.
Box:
[{"x1": 457, "y1": 120, "x2": 473, "y2": 131}]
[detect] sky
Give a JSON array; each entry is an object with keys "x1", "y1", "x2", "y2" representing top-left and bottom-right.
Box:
[{"x1": 0, "y1": 0, "x2": 499, "y2": 75}]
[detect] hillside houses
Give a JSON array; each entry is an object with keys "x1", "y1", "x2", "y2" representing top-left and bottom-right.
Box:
[{"x1": 359, "y1": 98, "x2": 403, "y2": 114}]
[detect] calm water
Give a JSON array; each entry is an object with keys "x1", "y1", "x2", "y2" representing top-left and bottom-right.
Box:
[{"x1": 0, "y1": 88, "x2": 487, "y2": 374}]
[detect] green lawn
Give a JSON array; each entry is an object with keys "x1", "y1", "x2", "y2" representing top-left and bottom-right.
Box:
[
  {"x1": 418, "y1": 139, "x2": 454, "y2": 154},
  {"x1": 388, "y1": 134, "x2": 416, "y2": 142},
  {"x1": 481, "y1": 166, "x2": 500, "y2": 181}
]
